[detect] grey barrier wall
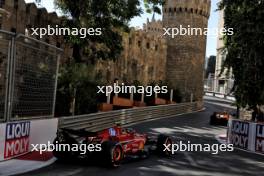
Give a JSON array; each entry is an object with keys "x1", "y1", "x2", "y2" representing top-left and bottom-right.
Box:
[
  {"x1": 0, "y1": 30, "x2": 62, "y2": 122},
  {"x1": 59, "y1": 102, "x2": 203, "y2": 131}
]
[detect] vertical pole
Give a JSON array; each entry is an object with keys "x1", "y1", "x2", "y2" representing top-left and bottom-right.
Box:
[
  {"x1": 115, "y1": 81, "x2": 118, "y2": 97},
  {"x1": 52, "y1": 54, "x2": 60, "y2": 118},
  {"x1": 130, "y1": 91, "x2": 133, "y2": 101},
  {"x1": 190, "y1": 93, "x2": 193, "y2": 103},
  {"x1": 155, "y1": 92, "x2": 158, "y2": 99},
  {"x1": 107, "y1": 93, "x2": 111, "y2": 104},
  {"x1": 6, "y1": 36, "x2": 15, "y2": 122},
  {"x1": 170, "y1": 89, "x2": 173, "y2": 102},
  {"x1": 141, "y1": 92, "x2": 144, "y2": 103},
  {"x1": 4, "y1": 37, "x2": 12, "y2": 122},
  {"x1": 72, "y1": 88, "x2": 76, "y2": 116}
]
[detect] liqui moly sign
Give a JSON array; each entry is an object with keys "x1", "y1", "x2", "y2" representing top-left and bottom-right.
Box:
[
  {"x1": 255, "y1": 124, "x2": 264, "y2": 153},
  {"x1": 4, "y1": 121, "x2": 30, "y2": 159},
  {"x1": 230, "y1": 121, "x2": 249, "y2": 149}
]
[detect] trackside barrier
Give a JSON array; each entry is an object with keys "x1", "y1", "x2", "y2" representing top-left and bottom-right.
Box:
[
  {"x1": 204, "y1": 91, "x2": 236, "y2": 102},
  {"x1": 59, "y1": 102, "x2": 203, "y2": 131},
  {"x1": 227, "y1": 119, "x2": 264, "y2": 154},
  {"x1": 0, "y1": 30, "x2": 61, "y2": 161}
]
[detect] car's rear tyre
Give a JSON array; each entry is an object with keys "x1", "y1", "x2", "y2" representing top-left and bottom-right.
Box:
[
  {"x1": 101, "y1": 141, "x2": 124, "y2": 168},
  {"x1": 156, "y1": 134, "x2": 172, "y2": 156}
]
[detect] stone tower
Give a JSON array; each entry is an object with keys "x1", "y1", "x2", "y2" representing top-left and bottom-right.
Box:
[{"x1": 163, "y1": 0, "x2": 211, "y2": 102}]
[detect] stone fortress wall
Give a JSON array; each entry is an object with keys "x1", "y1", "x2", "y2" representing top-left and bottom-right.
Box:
[
  {"x1": 0, "y1": 0, "x2": 211, "y2": 101},
  {"x1": 163, "y1": 0, "x2": 211, "y2": 101},
  {"x1": 0, "y1": 0, "x2": 166, "y2": 85}
]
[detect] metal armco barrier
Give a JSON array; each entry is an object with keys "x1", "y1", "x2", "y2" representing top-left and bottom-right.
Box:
[
  {"x1": 59, "y1": 102, "x2": 202, "y2": 131},
  {"x1": 204, "y1": 91, "x2": 236, "y2": 102}
]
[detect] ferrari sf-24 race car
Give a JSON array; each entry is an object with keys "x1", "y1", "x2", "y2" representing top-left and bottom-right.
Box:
[
  {"x1": 210, "y1": 111, "x2": 233, "y2": 126},
  {"x1": 53, "y1": 126, "x2": 172, "y2": 167}
]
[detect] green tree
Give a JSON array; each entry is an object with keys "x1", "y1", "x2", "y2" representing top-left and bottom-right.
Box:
[
  {"x1": 55, "y1": 0, "x2": 164, "y2": 63},
  {"x1": 54, "y1": 0, "x2": 165, "y2": 115},
  {"x1": 219, "y1": 1, "x2": 264, "y2": 112},
  {"x1": 55, "y1": 60, "x2": 104, "y2": 116}
]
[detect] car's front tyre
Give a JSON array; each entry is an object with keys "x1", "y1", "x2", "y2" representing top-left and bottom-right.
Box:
[{"x1": 101, "y1": 141, "x2": 124, "y2": 168}]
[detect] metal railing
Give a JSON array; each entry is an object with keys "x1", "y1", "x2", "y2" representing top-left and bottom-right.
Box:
[
  {"x1": 0, "y1": 31, "x2": 11, "y2": 122},
  {"x1": 59, "y1": 102, "x2": 202, "y2": 131},
  {"x1": 0, "y1": 30, "x2": 62, "y2": 122},
  {"x1": 204, "y1": 91, "x2": 236, "y2": 102}
]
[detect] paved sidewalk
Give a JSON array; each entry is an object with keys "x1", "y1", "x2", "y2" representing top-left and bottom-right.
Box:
[{"x1": 0, "y1": 152, "x2": 56, "y2": 176}]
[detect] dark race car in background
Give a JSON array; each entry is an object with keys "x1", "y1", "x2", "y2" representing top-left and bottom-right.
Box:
[
  {"x1": 53, "y1": 126, "x2": 172, "y2": 167},
  {"x1": 210, "y1": 111, "x2": 232, "y2": 126}
]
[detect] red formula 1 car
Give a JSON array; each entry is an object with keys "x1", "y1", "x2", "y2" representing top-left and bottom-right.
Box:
[
  {"x1": 53, "y1": 126, "x2": 172, "y2": 167},
  {"x1": 210, "y1": 111, "x2": 231, "y2": 126}
]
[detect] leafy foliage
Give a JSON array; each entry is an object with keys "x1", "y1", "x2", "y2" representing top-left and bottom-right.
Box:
[
  {"x1": 144, "y1": 0, "x2": 165, "y2": 15},
  {"x1": 219, "y1": 0, "x2": 264, "y2": 108},
  {"x1": 55, "y1": 0, "x2": 164, "y2": 62},
  {"x1": 55, "y1": 61, "x2": 105, "y2": 116},
  {"x1": 54, "y1": 0, "x2": 165, "y2": 115}
]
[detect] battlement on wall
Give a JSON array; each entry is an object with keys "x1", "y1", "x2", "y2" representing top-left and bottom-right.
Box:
[
  {"x1": 0, "y1": 0, "x2": 167, "y2": 85},
  {"x1": 143, "y1": 17, "x2": 163, "y2": 35},
  {"x1": 163, "y1": 0, "x2": 211, "y2": 19},
  {"x1": 0, "y1": 0, "x2": 62, "y2": 34}
]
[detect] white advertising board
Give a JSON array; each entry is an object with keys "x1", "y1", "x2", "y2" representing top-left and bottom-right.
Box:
[
  {"x1": 228, "y1": 119, "x2": 264, "y2": 154},
  {"x1": 0, "y1": 118, "x2": 58, "y2": 161}
]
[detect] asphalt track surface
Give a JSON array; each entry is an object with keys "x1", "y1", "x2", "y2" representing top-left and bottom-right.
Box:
[{"x1": 20, "y1": 99, "x2": 264, "y2": 176}]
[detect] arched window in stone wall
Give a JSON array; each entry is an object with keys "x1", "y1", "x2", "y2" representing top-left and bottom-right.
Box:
[
  {"x1": 138, "y1": 41, "x2": 141, "y2": 47},
  {"x1": 155, "y1": 45, "x2": 158, "y2": 51},
  {"x1": 179, "y1": 7, "x2": 182, "y2": 12},
  {"x1": 146, "y1": 42, "x2": 150, "y2": 49}
]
